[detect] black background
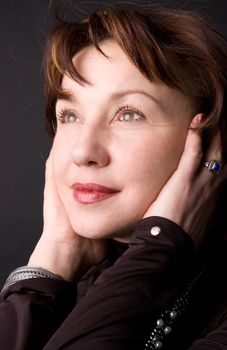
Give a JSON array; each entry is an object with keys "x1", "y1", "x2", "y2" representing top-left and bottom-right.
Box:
[{"x1": 1, "y1": 0, "x2": 227, "y2": 287}]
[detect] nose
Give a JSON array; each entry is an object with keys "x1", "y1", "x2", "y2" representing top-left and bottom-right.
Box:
[{"x1": 71, "y1": 125, "x2": 110, "y2": 168}]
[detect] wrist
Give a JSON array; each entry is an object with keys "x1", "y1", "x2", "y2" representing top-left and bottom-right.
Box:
[{"x1": 28, "y1": 236, "x2": 84, "y2": 282}]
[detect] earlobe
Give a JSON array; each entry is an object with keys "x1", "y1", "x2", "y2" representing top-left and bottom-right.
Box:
[{"x1": 189, "y1": 113, "x2": 205, "y2": 129}]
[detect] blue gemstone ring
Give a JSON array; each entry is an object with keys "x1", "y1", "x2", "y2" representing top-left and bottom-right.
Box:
[{"x1": 204, "y1": 159, "x2": 222, "y2": 175}]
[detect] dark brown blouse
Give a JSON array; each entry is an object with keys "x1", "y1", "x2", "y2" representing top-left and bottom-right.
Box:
[{"x1": 0, "y1": 216, "x2": 227, "y2": 349}]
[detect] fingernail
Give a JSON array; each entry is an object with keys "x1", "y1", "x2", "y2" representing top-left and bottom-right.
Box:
[
  {"x1": 190, "y1": 113, "x2": 205, "y2": 128},
  {"x1": 198, "y1": 114, "x2": 205, "y2": 123}
]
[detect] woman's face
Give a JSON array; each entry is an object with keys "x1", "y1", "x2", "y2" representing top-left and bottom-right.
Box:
[{"x1": 53, "y1": 40, "x2": 193, "y2": 242}]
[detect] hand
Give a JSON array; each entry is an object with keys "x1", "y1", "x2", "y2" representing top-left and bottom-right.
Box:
[
  {"x1": 28, "y1": 151, "x2": 108, "y2": 282},
  {"x1": 144, "y1": 114, "x2": 227, "y2": 249}
]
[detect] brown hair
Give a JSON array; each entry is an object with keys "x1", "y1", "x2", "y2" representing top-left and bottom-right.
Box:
[{"x1": 43, "y1": 6, "x2": 227, "y2": 160}]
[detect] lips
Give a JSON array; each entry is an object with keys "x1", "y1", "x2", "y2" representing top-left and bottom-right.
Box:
[{"x1": 72, "y1": 183, "x2": 119, "y2": 204}]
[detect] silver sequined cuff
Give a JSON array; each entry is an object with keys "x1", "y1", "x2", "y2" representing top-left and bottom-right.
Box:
[{"x1": 1, "y1": 266, "x2": 64, "y2": 294}]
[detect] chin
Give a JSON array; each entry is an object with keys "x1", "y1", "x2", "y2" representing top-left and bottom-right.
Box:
[{"x1": 69, "y1": 216, "x2": 136, "y2": 242}]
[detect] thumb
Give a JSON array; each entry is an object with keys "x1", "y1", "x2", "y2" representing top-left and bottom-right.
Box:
[{"x1": 43, "y1": 150, "x2": 66, "y2": 231}]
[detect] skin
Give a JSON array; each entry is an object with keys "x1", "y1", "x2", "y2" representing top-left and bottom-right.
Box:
[
  {"x1": 52, "y1": 40, "x2": 193, "y2": 243},
  {"x1": 28, "y1": 40, "x2": 226, "y2": 282}
]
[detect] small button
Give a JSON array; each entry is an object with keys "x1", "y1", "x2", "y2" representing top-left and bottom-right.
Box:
[{"x1": 150, "y1": 226, "x2": 161, "y2": 236}]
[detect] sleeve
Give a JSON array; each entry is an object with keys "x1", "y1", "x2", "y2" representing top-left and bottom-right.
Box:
[
  {"x1": 43, "y1": 216, "x2": 195, "y2": 350},
  {"x1": 0, "y1": 277, "x2": 76, "y2": 350},
  {"x1": 186, "y1": 307, "x2": 227, "y2": 350}
]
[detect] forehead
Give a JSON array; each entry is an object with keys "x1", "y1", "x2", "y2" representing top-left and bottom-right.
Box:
[{"x1": 62, "y1": 40, "x2": 154, "y2": 93}]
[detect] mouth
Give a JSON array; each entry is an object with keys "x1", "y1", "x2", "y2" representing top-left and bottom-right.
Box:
[{"x1": 72, "y1": 182, "x2": 120, "y2": 204}]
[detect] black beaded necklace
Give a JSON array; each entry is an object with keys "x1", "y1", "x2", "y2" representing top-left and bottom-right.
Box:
[{"x1": 144, "y1": 261, "x2": 208, "y2": 349}]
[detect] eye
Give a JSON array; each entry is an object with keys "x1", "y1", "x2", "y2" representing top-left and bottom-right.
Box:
[
  {"x1": 116, "y1": 105, "x2": 145, "y2": 123},
  {"x1": 57, "y1": 108, "x2": 80, "y2": 124}
]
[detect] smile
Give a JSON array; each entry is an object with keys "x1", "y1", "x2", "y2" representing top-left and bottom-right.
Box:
[{"x1": 72, "y1": 183, "x2": 120, "y2": 204}]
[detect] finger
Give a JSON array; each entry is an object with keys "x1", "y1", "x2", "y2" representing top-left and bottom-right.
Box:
[
  {"x1": 43, "y1": 149, "x2": 63, "y2": 226},
  {"x1": 45, "y1": 149, "x2": 54, "y2": 180},
  {"x1": 198, "y1": 132, "x2": 227, "y2": 196},
  {"x1": 204, "y1": 132, "x2": 222, "y2": 162},
  {"x1": 176, "y1": 114, "x2": 204, "y2": 180},
  {"x1": 201, "y1": 132, "x2": 227, "y2": 183}
]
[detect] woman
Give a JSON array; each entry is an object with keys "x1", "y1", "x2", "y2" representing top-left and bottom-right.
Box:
[{"x1": 0, "y1": 5, "x2": 227, "y2": 350}]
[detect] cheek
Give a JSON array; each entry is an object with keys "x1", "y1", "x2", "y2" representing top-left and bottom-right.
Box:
[{"x1": 120, "y1": 129, "x2": 187, "y2": 195}]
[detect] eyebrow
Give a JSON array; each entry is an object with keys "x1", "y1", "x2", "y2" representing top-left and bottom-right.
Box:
[
  {"x1": 57, "y1": 89, "x2": 159, "y2": 105},
  {"x1": 110, "y1": 89, "x2": 159, "y2": 104}
]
